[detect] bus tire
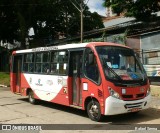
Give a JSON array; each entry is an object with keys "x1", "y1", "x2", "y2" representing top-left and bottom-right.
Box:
[
  {"x1": 28, "y1": 90, "x2": 37, "y2": 104},
  {"x1": 87, "y1": 100, "x2": 103, "y2": 121}
]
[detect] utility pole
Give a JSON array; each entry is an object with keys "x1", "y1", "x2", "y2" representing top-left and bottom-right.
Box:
[
  {"x1": 80, "y1": 0, "x2": 83, "y2": 43},
  {"x1": 70, "y1": 0, "x2": 89, "y2": 43}
]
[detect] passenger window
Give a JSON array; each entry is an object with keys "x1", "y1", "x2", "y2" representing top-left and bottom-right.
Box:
[
  {"x1": 42, "y1": 52, "x2": 50, "y2": 73},
  {"x1": 51, "y1": 51, "x2": 68, "y2": 75},
  {"x1": 51, "y1": 52, "x2": 59, "y2": 74},
  {"x1": 35, "y1": 53, "x2": 42, "y2": 73},
  {"x1": 35, "y1": 52, "x2": 50, "y2": 73},
  {"x1": 23, "y1": 54, "x2": 34, "y2": 73}
]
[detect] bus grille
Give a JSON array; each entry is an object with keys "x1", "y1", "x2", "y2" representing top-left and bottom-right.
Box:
[
  {"x1": 122, "y1": 95, "x2": 133, "y2": 99},
  {"x1": 122, "y1": 93, "x2": 145, "y2": 100},
  {"x1": 136, "y1": 93, "x2": 145, "y2": 98},
  {"x1": 124, "y1": 102, "x2": 143, "y2": 109}
]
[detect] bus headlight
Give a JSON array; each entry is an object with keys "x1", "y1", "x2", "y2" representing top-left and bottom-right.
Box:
[
  {"x1": 108, "y1": 87, "x2": 121, "y2": 99},
  {"x1": 146, "y1": 87, "x2": 150, "y2": 96}
]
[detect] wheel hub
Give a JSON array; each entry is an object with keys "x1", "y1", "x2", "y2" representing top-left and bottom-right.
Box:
[{"x1": 89, "y1": 104, "x2": 98, "y2": 117}]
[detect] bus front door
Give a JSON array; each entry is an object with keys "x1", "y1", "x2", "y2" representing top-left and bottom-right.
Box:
[
  {"x1": 13, "y1": 55, "x2": 22, "y2": 93},
  {"x1": 70, "y1": 51, "x2": 83, "y2": 106}
]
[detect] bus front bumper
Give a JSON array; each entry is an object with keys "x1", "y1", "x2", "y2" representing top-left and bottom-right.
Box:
[{"x1": 104, "y1": 94, "x2": 151, "y2": 115}]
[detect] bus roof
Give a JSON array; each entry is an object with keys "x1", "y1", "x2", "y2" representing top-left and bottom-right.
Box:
[{"x1": 14, "y1": 42, "x2": 131, "y2": 54}]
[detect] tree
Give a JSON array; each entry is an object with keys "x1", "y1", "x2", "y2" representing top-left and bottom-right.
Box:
[
  {"x1": 103, "y1": 0, "x2": 160, "y2": 21},
  {"x1": 0, "y1": 0, "x2": 19, "y2": 43},
  {"x1": 0, "y1": 0, "x2": 104, "y2": 49}
]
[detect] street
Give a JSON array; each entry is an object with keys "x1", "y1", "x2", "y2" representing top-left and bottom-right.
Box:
[{"x1": 0, "y1": 87, "x2": 160, "y2": 133}]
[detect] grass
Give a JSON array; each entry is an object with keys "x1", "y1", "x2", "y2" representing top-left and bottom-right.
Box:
[{"x1": 0, "y1": 72, "x2": 10, "y2": 86}]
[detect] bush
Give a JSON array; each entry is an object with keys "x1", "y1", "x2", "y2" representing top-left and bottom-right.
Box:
[{"x1": 0, "y1": 72, "x2": 10, "y2": 86}]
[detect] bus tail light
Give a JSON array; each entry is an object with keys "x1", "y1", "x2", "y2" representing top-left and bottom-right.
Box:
[{"x1": 108, "y1": 87, "x2": 121, "y2": 99}]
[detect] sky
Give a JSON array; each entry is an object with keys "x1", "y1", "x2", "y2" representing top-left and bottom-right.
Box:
[{"x1": 87, "y1": 0, "x2": 106, "y2": 16}]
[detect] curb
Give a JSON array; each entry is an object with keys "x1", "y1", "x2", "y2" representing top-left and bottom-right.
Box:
[{"x1": 0, "y1": 84, "x2": 8, "y2": 87}]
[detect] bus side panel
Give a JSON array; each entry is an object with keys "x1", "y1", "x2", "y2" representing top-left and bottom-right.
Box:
[
  {"x1": 22, "y1": 74, "x2": 70, "y2": 105},
  {"x1": 29, "y1": 86, "x2": 70, "y2": 106},
  {"x1": 67, "y1": 77, "x2": 73, "y2": 105},
  {"x1": 81, "y1": 78, "x2": 105, "y2": 114},
  {"x1": 20, "y1": 73, "x2": 33, "y2": 96},
  {"x1": 10, "y1": 72, "x2": 16, "y2": 93},
  {"x1": 10, "y1": 55, "x2": 16, "y2": 93},
  {"x1": 47, "y1": 77, "x2": 71, "y2": 106},
  {"x1": 21, "y1": 73, "x2": 31, "y2": 88},
  {"x1": 50, "y1": 86, "x2": 70, "y2": 106}
]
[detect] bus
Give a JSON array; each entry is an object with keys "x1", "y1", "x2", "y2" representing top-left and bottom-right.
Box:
[{"x1": 10, "y1": 42, "x2": 151, "y2": 121}]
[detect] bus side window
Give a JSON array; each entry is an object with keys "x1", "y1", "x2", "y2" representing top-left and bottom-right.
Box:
[
  {"x1": 42, "y1": 52, "x2": 50, "y2": 73},
  {"x1": 59, "y1": 51, "x2": 68, "y2": 75},
  {"x1": 35, "y1": 53, "x2": 42, "y2": 73},
  {"x1": 50, "y1": 51, "x2": 68, "y2": 75},
  {"x1": 84, "y1": 48, "x2": 100, "y2": 83},
  {"x1": 51, "y1": 52, "x2": 59, "y2": 74},
  {"x1": 23, "y1": 54, "x2": 34, "y2": 73}
]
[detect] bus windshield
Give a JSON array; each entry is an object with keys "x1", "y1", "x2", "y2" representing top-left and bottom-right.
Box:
[{"x1": 96, "y1": 46, "x2": 146, "y2": 81}]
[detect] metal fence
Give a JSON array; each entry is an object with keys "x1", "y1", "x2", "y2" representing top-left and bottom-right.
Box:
[{"x1": 136, "y1": 49, "x2": 160, "y2": 78}]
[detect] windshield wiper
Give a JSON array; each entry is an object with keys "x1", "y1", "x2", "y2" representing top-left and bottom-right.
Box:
[
  {"x1": 106, "y1": 64, "x2": 122, "y2": 81},
  {"x1": 102, "y1": 58, "x2": 122, "y2": 81}
]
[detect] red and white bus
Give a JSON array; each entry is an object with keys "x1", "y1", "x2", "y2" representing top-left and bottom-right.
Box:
[{"x1": 10, "y1": 42, "x2": 151, "y2": 121}]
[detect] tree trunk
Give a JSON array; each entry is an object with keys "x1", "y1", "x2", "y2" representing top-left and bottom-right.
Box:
[{"x1": 17, "y1": 12, "x2": 27, "y2": 49}]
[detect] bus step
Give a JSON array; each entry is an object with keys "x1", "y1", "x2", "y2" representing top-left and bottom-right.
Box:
[
  {"x1": 70, "y1": 105, "x2": 82, "y2": 109},
  {"x1": 14, "y1": 92, "x2": 21, "y2": 95}
]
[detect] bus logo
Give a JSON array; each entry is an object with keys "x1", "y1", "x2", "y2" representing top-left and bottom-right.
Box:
[
  {"x1": 46, "y1": 80, "x2": 53, "y2": 86},
  {"x1": 29, "y1": 78, "x2": 32, "y2": 84},
  {"x1": 38, "y1": 79, "x2": 41, "y2": 84},
  {"x1": 140, "y1": 88, "x2": 144, "y2": 93},
  {"x1": 35, "y1": 79, "x2": 43, "y2": 86}
]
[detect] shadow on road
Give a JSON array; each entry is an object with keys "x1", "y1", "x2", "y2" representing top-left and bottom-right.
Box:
[
  {"x1": 0, "y1": 87, "x2": 10, "y2": 91},
  {"x1": 102, "y1": 108, "x2": 160, "y2": 123},
  {"x1": 18, "y1": 98, "x2": 160, "y2": 124}
]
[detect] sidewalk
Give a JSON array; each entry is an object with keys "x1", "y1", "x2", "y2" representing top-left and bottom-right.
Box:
[{"x1": 150, "y1": 85, "x2": 160, "y2": 98}]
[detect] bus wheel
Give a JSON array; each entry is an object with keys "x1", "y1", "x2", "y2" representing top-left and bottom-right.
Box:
[
  {"x1": 28, "y1": 90, "x2": 36, "y2": 104},
  {"x1": 87, "y1": 100, "x2": 103, "y2": 121}
]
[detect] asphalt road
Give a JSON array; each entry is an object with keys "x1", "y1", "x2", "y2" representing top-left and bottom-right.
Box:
[{"x1": 0, "y1": 87, "x2": 160, "y2": 133}]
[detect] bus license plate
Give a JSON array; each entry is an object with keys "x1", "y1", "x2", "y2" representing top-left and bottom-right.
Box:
[{"x1": 131, "y1": 108, "x2": 139, "y2": 112}]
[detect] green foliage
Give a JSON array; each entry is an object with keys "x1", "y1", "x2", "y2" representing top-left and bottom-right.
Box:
[
  {"x1": 0, "y1": 0, "x2": 104, "y2": 49},
  {"x1": 0, "y1": 72, "x2": 10, "y2": 86},
  {"x1": 103, "y1": 0, "x2": 160, "y2": 21}
]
